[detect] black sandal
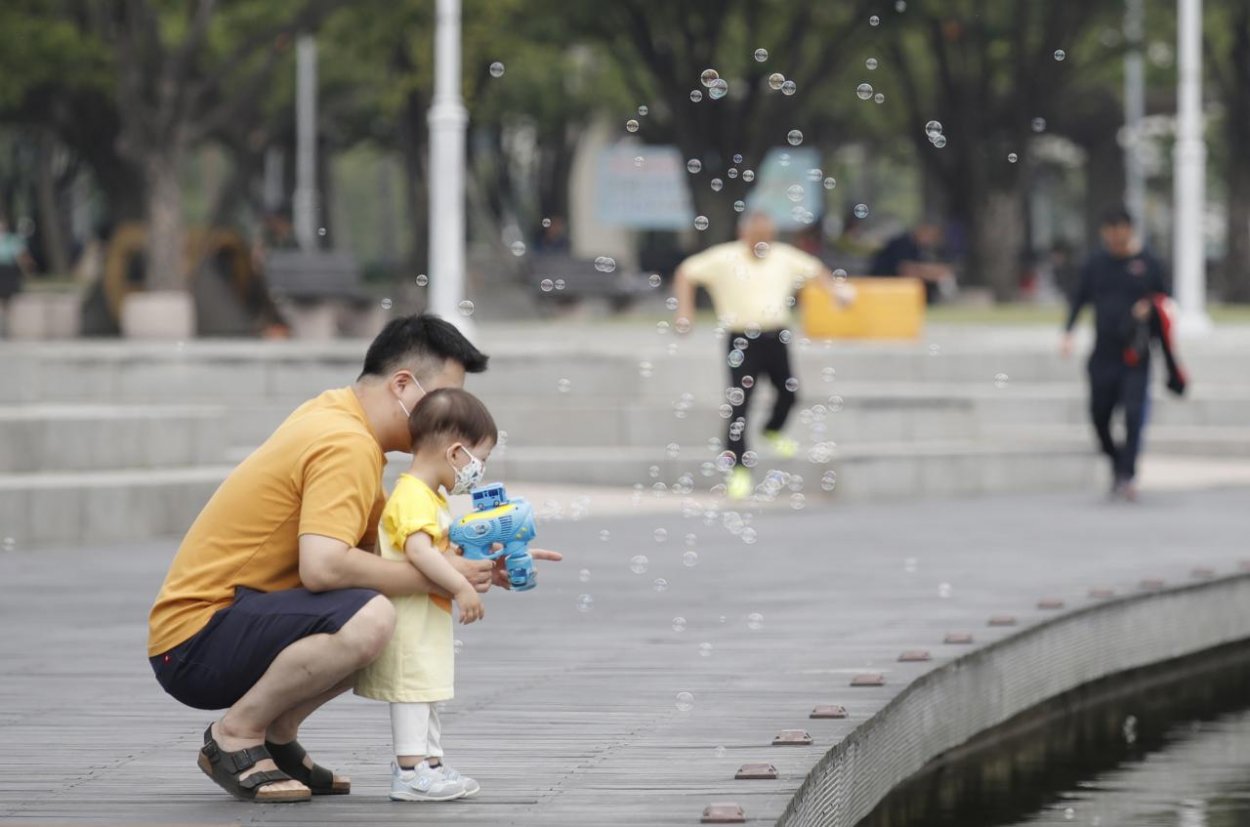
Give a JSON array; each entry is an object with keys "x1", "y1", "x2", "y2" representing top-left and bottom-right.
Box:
[
  {"x1": 197, "y1": 725, "x2": 311, "y2": 803},
  {"x1": 266, "y1": 737, "x2": 351, "y2": 795}
]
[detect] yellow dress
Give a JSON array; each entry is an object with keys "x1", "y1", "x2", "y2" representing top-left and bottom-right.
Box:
[{"x1": 354, "y1": 474, "x2": 455, "y2": 703}]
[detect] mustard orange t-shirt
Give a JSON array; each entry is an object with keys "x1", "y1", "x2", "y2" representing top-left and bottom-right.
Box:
[{"x1": 147, "y1": 387, "x2": 386, "y2": 656}]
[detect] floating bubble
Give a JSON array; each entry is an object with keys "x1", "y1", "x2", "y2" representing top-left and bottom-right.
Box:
[
  {"x1": 727, "y1": 387, "x2": 746, "y2": 406},
  {"x1": 820, "y1": 471, "x2": 838, "y2": 491},
  {"x1": 869, "y1": 14, "x2": 881, "y2": 26},
  {"x1": 1063, "y1": 808, "x2": 1074, "y2": 821},
  {"x1": 806, "y1": 168, "x2": 824, "y2": 183},
  {"x1": 742, "y1": 169, "x2": 755, "y2": 182},
  {"x1": 540, "y1": 278, "x2": 554, "y2": 292},
  {"x1": 786, "y1": 184, "x2": 805, "y2": 203},
  {"x1": 779, "y1": 329, "x2": 793, "y2": 344},
  {"x1": 823, "y1": 177, "x2": 838, "y2": 192},
  {"x1": 925, "y1": 120, "x2": 944, "y2": 138},
  {"x1": 1123, "y1": 715, "x2": 1138, "y2": 744},
  {"x1": 675, "y1": 691, "x2": 695, "y2": 712},
  {"x1": 698, "y1": 642, "x2": 714, "y2": 657},
  {"x1": 654, "y1": 578, "x2": 669, "y2": 592},
  {"x1": 787, "y1": 129, "x2": 804, "y2": 146},
  {"x1": 600, "y1": 529, "x2": 611, "y2": 541},
  {"x1": 687, "y1": 158, "x2": 702, "y2": 174},
  {"x1": 828, "y1": 395, "x2": 845, "y2": 412},
  {"x1": 708, "y1": 78, "x2": 729, "y2": 100},
  {"x1": 710, "y1": 178, "x2": 724, "y2": 192},
  {"x1": 625, "y1": 119, "x2": 639, "y2": 133},
  {"x1": 768, "y1": 72, "x2": 786, "y2": 91},
  {"x1": 557, "y1": 378, "x2": 571, "y2": 393},
  {"x1": 856, "y1": 83, "x2": 874, "y2": 103},
  {"x1": 853, "y1": 203, "x2": 869, "y2": 219},
  {"x1": 654, "y1": 527, "x2": 668, "y2": 544},
  {"x1": 866, "y1": 57, "x2": 879, "y2": 70},
  {"x1": 1032, "y1": 117, "x2": 1047, "y2": 132},
  {"x1": 931, "y1": 134, "x2": 947, "y2": 148},
  {"x1": 781, "y1": 80, "x2": 796, "y2": 96},
  {"x1": 874, "y1": 92, "x2": 885, "y2": 104},
  {"x1": 510, "y1": 240, "x2": 526, "y2": 257},
  {"x1": 728, "y1": 349, "x2": 745, "y2": 369},
  {"x1": 380, "y1": 297, "x2": 393, "y2": 310},
  {"x1": 904, "y1": 557, "x2": 918, "y2": 573},
  {"x1": 700, "y1": 68, "x2": 720, "y2": 87},
  {"x1": 595, "y1": 256, "x2": 617, "y2": 273},
  {"x1": 576, "y1": 593, "x2": 594, "y2": 612},
  {"x1": 638, "y1": 361, "x2": 654, "y2": 379},
  {"x1": 791, "y1": 492, "x2": 806, "y2": 510},
  {"x1": 994, "y1": 372, "x2": 1009, "y2": 389},
  {"x1": 415, "y1": 273, "x2": 429, "y2": 286},
  {"x1": 554, "y1": 278, "x2": 566, "y2": 291},
  {"x1": 489, "y1": 61, "x2": 505, "y2": 78},
  {"x1": 683, "y1": 550, "x2": 699, "y2": 567},
  {"x1": 741, "y1": 450, "x2": 759, "y2": 468},
  {"x1": 741, "y1": 375, "x2": 754, "y2": 389},
  {"x1": 742, "y1": 527, "x2": 758, "y2": 544},
  {"x1": 648, "y1": 272, "x2": 662, "y2": 287},
  {"x1": 633, "y1": 155, "x2": 645, "y2": 168},
  {"x1": 674, "y1": 317, "x2": 691, "y2": 334},
  {"x1": 579, "y1": 568, "x2": 591, "y2": 583},
  {"x1": 629, "y1": 555, "x2": 649, "y2": 574},
  {"x1": 752, "y1": 47, "x2": 769, "y2": 62},
  {"x1": 656, "y1": 320, "x2": 670, "y2": 335},
  {"x1": 938, "y1": 582, "x2": 953, "y2": 599},
  {"x1": 715, "y1": 450, "x2": 737, "y2": 473},
  {"x1": 457, "y1": 300, "x2": 475, "y2": 317},
  {"x1": 690, "y1": 89, "x2": 703, "y2": 102},
  {"x1": 672, "y1": 616, "x2": 687, "y2": 632},
  {"x1": 896, "y1": 0, "x2": 907, "y2": 9},
  {"x1": 733, "y1": 200, "x2": 746, "y2": 213},
  {"x1": 745, "y1": 323, "x2": 761, "y2": 339},
  {"x1": 753, "y1": 241, "x2": 770, "y2": 258},
  {"x1": 1054, "y1": 49, "x2": 1066, "y2": 61},
  {"x1": 785, "y1": 377, "x2": 799, "y2": 392},
  {"x1": 727, "y1": 167, "x2": 738, "y2": 179},
  {"x1": 454, "y1": 638, "x2": 464, "y2": 654},
  {"x1": 318, "y1": 227, "x2": 327, "y2": 237},
  {"x1": 694, "y1": 215, "x2": 710, "y2": 231},
  {"x1": 542, "y1": 217, "x2": 552, "y2": 228},
  {"x1": 638, "y1": 104, "x2": 649, "y2": 116},
  {"x1": 747, "y1": 612, "x2": 764, "y2": 630},
  {"x1": 1007, "y1": 152, "x2": 1019, "y2": 163},
  {"x1": 822, "y1": 367, "x2": 837, "y2": 382},
  {"x1": 714, "y1": 744, "x2": 726, "y2": 757},
  {"x1": 928, "y1": 342, "x2": 941, "y2": 356},
  {"x1": 2, "y1": 536, "x2": 15, "y2": 552},
  {"x1": 664, "y1": 297, "x2": 679, "y2": 312}
]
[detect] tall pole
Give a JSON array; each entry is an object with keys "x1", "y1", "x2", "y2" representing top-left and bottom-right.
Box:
[
  {"x1": 1124, "y1": 0, "x2": 1147, "y2": 240},
  {"x1": 428, "y1": 0, "x2": 471, "y2": 333},
  {"x1": 294, "y1": 35, "x2": 318, "y2": 252},
  {"x1": 1174, "y1": 0, "x2": 1211, "y2": 333}
]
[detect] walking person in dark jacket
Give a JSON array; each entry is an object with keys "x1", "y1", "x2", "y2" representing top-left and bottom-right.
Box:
[{"x1": 1061, "y1": 207, "x2": 1173, "y2": 501}]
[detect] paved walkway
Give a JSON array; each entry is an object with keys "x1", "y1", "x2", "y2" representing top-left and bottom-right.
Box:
[{"x1": 2, "y1": 485, "x2": 1249, "y2": 826}]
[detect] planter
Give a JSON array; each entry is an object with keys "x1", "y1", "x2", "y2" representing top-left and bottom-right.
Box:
[{"x1": 120, "y1": 290, "x2": 196, "y2": 340}]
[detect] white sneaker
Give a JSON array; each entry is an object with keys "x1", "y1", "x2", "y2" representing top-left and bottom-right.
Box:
[
  {"x1": 389, "y1": 760, "x2": 466, "y2": 802},
  {"x1": 436, "y1": 762, "x2": 480, "y2": 798}
]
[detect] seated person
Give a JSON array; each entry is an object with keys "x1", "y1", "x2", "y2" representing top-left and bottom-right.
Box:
[{"x1": 870, "y1": 219, "x2": 954, "y2": 305}]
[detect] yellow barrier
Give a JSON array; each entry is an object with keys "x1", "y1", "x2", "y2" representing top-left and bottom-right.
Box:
[{"x1": 800, "y1": 277, "x2": 926, "y2": 340}]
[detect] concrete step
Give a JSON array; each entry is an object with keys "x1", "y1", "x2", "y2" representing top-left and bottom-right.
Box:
[
  {"x1": 997, "y1": 424, "x2": 1250, "y2": 457},
  {"x1": 482, "y1": 438, "x2": 1103, "y2": 499},
  {"x1": 0, "y1": 466, "x2": 231, "y2": 547},
  {"x1": 0, "y1": 405, "x2": 228, "y2": 473}
]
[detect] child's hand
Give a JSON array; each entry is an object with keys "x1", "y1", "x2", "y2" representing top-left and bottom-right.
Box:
[{"x1": 455, "y1": 587, "x2": 485, "y2": 624}]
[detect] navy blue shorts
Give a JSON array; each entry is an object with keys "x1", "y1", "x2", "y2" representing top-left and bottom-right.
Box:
[{"x1": 150, "y1": 585, "x2": 380, "y2": 710}]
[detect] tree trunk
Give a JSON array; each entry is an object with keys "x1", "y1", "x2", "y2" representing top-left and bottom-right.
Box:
[
  {"x1": 35, "y1": 133, "x2": 71, "y2": 274},
  {"x1": 144, "y1": 150, "x2": 187, "y2": 291},
  {"x1": 1222, "y1": 8, "x2": 1250, "y2": 303},
  {"x1": 970, "y1": 188, "x2": 1026, "y2": 301}
]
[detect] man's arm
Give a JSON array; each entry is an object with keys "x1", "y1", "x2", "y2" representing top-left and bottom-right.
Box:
[{"x1": 299, "y1": 533, "x2": 493, "y2": 597}]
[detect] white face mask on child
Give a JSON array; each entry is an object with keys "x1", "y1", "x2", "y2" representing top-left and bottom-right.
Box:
[{"x1": 448, "y1": 445, "x2": 485, "y2": 495}]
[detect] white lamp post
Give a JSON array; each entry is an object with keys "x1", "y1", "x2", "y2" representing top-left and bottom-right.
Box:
[
  {"x1": 1174, "y1": 0, "x2": 1211, "y2": 333},
  {"x1": 1124, "y1": 0, "x2": 1147, "y2": 240},
  {"x1": 427, "y1": 0, "x2": 472, "y2": 334},
  {"x1": 294, "y1": 35, "x2": 318, "y2": 252}
]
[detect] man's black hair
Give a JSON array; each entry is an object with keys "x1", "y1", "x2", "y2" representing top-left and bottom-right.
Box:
[
  {"x1": 1099, "y1": 205, "x2": 1134, "y2": 228},
  {"x1": 358, "y1": 313, "x2": 489, "y2": 380}
]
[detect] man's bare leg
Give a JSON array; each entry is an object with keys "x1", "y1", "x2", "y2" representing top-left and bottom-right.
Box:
[
  {"x1": 260, "y1": 674, "x2": 360, "y2": 786},
  {"x1": 210, "y1": 595, "x2": 395, "y2": 794}
]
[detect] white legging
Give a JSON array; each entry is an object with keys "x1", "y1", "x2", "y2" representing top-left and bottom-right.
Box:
[{"x1": 391, "y1": 701, "x2": 443, "y2": 759}]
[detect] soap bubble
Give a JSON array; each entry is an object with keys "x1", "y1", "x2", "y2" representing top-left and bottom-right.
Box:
[
  {"x1": 785, "y1": 377, "x2": 799, "y2": 392},
  {"x1": 824, "y1": 177, "x2": 837, "y2": 191},
  {"x1": 672, "y1": 616, "x2": 687, "y2": 632},
  {"x1": 694, "y1": 215, "x2": 709, "y2": 231},
  {"x1": 633, "y1": 155, "x2": 645, "y2": 168},
  {"x1": 594, "y1": 256, "x2": 617, "y2": 273},
  {"x1": 727, "y1": 167, "x2": 738, "y2": 179},
  {"x1": 1054, "y1": 49, "x2": 1066, "y2": 61},
  {"x1": 654, "y1": 578, "x2": 669, "y2": 592},
  {"x1": 856, "y1": 83, "x2": 873, "y2": 101},
  {"x1": 489, "y1": 61, "x2": 505, "y2": 78},
  {"x1": 733, "y1": 200, "x2": 746, "y2": 213},
  {"x1": 828, "y1": 395, "x2": 845, "y2": 412},
  {"x1": 540, "y1": 278, "x2": 554, "y2": 292},
  {"x1": 654, "y1": 527, "x2": 668, "y2": 543},
  {"x1": 708, "y1": 78, "x2": 728, "y2": 100},
  {"x1": 648, "y1": 272, "x2": 661, "y2": 287},
  {"x1": 938, "y1": 582, "x2": 953, "y2": 599},
  {"x1": 630, "y1": 555, "x2": 649, "y2": 574},
  {"x1": 687, "y1": 158, "x2": 702, "y2": 174},
  {"x1": 665, "y1": 297, "x2": 678, "y2": 311},
  {"x1": 698, "y1": 642, "x2": 714, "y2": 657},
  {"x1": 753, "y1": 241, "x2": 770, "y2": 258},
  {"x1": 656, "y1": 320, "x2": 670, "y2": 335},
  {"x1": 904, "y1": 557, "x2": 918, "y2": 573},
  {"x1": 683, "y1": 550, "x2": 699, "y2": 567},
  {"x1": 741, "y1": 450, "x2": 759, "y2": 468},
  {"x1": 541, "y1": 217, "x2": 552, "y2": 228},
  {"x1": 1008, "y1": 152, "x2": 1019, "y2": 163},
  {"x1": 741, "y1": 375, "x2": 754, "y2": 388},
  {"x1": 509, "y1": 240, "x2": 526, "y2": 257},
  {"x1": 896, "y1": 0, "x2": 907, "y2": 8},
  {"x1": 638, "y1": 361, "x2": 653, "y2": 378},
  {"x1": 415, "y1": 273, "x2": 428, "y2": 286},
  {"x1": 747, "y1": 612, "x2": 764, "y2": 630},
  {"x1": 925, "y1": 120, "x2": 944, "y2": 138},
  {"x1": 727, "y1": 387, "x2": 746, "y2": 406},
  {"x1": 790, "y1": 493, "x2": 806, "y2": 510},
  {"x1": 1, "y1": 536, "x2": 15, "y2": 552},
  {"x1": 866, "y1": 58, "x2": 879, "y2": 70},
  {"x1": 576, "y1": 593, "x2": 594, "y2": 612},
  {"x1": 684, "y1": 532, "x2": 698, "y2": 548},
  {"x1": 853, "y1": 203, "x2": 869, "y2": 219},
  {"x1": 787, "y1": 129, "x2": 804, "y2": 146},
  {"x1": 820, "y1": 471, "x2": 838, "y2": 491},
  {"x1": 1032, "y1": 117, "x2": 1047, "y2": 132},
  {"x1": 779, "y1": 329, "x2": 793, "y2": 344},
  {"x1": 554, "y1": 278, "x2": 566, "y2": 291},
  {"x1": 700, "y1": 68, "x2": 719, "y2": 86},
  {"x1": 579, "y1": 568, "x2": 591, "y2": 583},
  {"x1": 728, "y1": 349, "x2": 745, "y2": 368},
  {"x1": 932, "y1": 134, "x2": 947, "y2": 148},
  {"x1": 676, "y1": 691, "x2": 695, "y2": 711},
  {"x1": 781, "y1": 80, "x2": 797, "y2": 95},
  {"x1": 454, "y1": 638, "x2": 464, "y2": 654},
  {"x1": 874, "y1": 92, "x2": 885, "y2": 104},
  {"x1": 317, "y1": 227, "x2": 326, "y2": 237},
  {"x1": 1123, "y1": 715, "x2": 1138, "y2": 744},
  {"x1": 822, "y1": 367, "x2": 837, "y2": 382},
  {"x1": 768, "y1": 72, "x2": 785, "y2": 90},
  {"x1": 637, "y1": 104, "x2": 649, "y2": 116},
  {"x1": 557, "y1": 378, "x2": 571, "y2": 393},
  {"x1": 710, "y1": 178, "x2": 724, "y2": 192},
  {"x1": 690, "y1": 89, "x2": 703, "y2": 102},
  {"x1": 745, "y1": 323, "x2": 761, "y2": 339},
  {"x1": 600, "y1": 529, "x2": 611, "y2": 541},
  {"x1": 457, "y1": 300, "x2": 475, "y2": 317},
  {"x1": 786, "y1": 184, "x2": 805, "y2": 203},
  {"x1": 743, "y1": 170, "x2": 757, "y2": 184},
  {"x1": 869, "y1": 14, "x2": 881, "y2": 26},
  {"x1": 807, "y1": 168, "x2": 824, "y2": 182},
  {"x1": 1063, "y1": 808, "x2": 1074, "y2": 821},
  {"x1": 625, "y1": 119, "x2": 639, "y2": 133},
  {"x1": 380, "y1": 297, "x2": 393, "y2": 310},
  {"x1": 715, "y1": 450, "x2": 737, "y2": 472},
  {"x1": 753, "y1": 48, "x2": 769, "y2": 62},
  {"x1": 994, "y1": 373, "x2": 1009, "y2": 388}
]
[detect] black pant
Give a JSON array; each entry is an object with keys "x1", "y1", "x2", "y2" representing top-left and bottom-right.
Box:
[
  {"x1": 1088, "y1": 357, "x2": 1151, "y2": 482},
  {"x1": 726, "y1": 331, "x2": 797, "y2": 464}
]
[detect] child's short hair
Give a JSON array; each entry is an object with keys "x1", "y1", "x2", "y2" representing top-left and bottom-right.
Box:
[{"x1": 408, "y1": 387, "x2": 497, "y2": 452}]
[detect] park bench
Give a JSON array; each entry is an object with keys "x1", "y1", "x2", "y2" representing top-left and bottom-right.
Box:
[{"x1": 524, "y1": 253, "x2": 652, "y2": 313}]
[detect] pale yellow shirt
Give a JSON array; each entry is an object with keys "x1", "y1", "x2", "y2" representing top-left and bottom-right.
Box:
[
  {"x1": 681, "y1": 241, "x2": 824, "y2": 331},
  {"x1": 354, "y1": 475, "x2": 455, "y2": 703}
]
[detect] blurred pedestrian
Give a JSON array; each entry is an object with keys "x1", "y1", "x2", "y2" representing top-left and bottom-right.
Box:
[
  {"x1": 673, "y1": 212, "x2": 847, "y2": 499},
  {"x1": 870, "y1": 217, "x2": 954, "y2": 304},
  {"x1": 1061, "y1": 206, "x2": 1173, "y2": 501},
  {"x1": 0, "y1": 214, "x2": 35, "y2": 329}
]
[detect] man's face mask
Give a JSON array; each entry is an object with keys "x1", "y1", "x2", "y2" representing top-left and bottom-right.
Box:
[
  {"x1": 448, "y1": 445, "x2": 485, "y2": 495},
  {"x1": 396, "y1": 376, "x2": 426, "y2": 418}
]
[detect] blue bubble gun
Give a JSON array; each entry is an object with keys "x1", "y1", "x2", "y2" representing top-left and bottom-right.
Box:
[{"x1": 449, "y1": 483, "x2": 538, "y2": 591}]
